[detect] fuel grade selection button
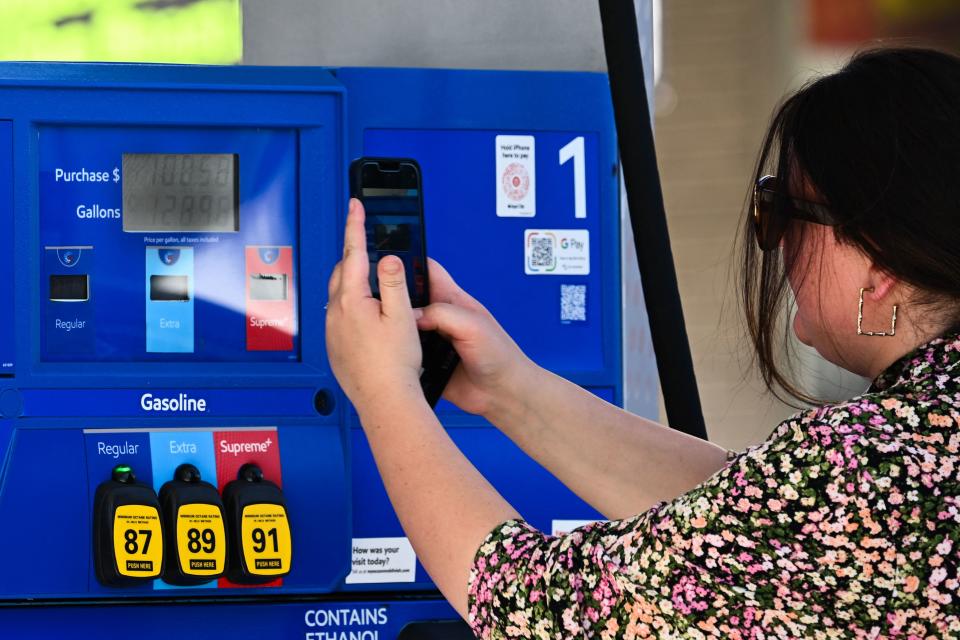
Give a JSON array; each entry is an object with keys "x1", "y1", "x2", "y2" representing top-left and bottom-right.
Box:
[
  {"x1": 93, "y1": 464, "x2": 164, "y2": 586},
  {"x1": 159, "y1": 463, "x2": 226, "y2": 585},
  {"x1": 223, "y1": 463, "x2": 292, "y2": 583}
]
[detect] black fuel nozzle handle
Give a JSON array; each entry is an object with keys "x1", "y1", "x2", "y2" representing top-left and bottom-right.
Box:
[
  {"x1": 238, "y1": 463, "x2": 264, "y2": 483},
  {"x1": 111, "y1": 464, "x2": 136, "y2": 484},
  {"x1": 174, "y1": 463, "x2": 201, "y2": 483}
]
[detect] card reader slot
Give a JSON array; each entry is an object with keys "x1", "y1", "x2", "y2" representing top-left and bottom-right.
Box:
[{"x1": 49, "y1": 274, "x2": 89, "y2": 302}]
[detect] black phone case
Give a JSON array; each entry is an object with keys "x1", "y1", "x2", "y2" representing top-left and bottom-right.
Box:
[{"x1": 348, "y1": 157, "x2": 459, "y2": 408}]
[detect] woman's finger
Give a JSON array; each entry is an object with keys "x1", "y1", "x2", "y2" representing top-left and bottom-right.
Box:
[
  {"x1": 340, "y1": 198, "x2": 372, "y2": 298},
  {"x1": 416, "y1": 301, "x2": 478, "y2": 342},
  {"x1": 426, "y1": 258, "x2": 486, "y2": 312},
  {"x1": 378, "y1": 255, "x2": 413, "y2": 321}
]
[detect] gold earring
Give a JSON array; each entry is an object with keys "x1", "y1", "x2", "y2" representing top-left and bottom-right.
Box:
[{"x1": 857, "y1": 287, "x2": 897, "y2": 337}]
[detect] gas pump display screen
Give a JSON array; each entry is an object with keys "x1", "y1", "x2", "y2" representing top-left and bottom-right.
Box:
[
  {"x1": 39, "y1": 126, "x2": 300, "y2": 362},
  {"x1": 122, "y1": 154, "x2": 239, "y2": 232}
]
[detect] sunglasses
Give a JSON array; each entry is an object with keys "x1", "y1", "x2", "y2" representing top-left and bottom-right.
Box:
[{"x1": 752, "y1": 175, "x2": 837, "y2": 251}]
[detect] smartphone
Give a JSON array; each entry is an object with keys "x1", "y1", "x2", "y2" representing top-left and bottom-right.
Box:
[
  {"x1": 349, "y1": 158, "x2": 429, "y2": 307},
  {"x1": 349, "y1": 157, "x2": 459, "y2": 408}
]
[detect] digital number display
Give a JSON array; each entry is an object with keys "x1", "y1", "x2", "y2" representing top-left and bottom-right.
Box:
[
  {"x1": 249, "y1": 274, "x2": 287, "y2": 301},
  {"x1": 122, "y1": 154, "x2": 238, "y2": 232},
  {"x1": 50, "y1": 274, "x2": 89, "y2": 301},
  {"x1": 150, "y1": 275, "x2": 190, "y2": 301}
]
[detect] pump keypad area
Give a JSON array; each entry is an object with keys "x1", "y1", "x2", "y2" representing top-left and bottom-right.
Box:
[{"x1": 86, "y1": 428, "x2": 290, "y2": 589}]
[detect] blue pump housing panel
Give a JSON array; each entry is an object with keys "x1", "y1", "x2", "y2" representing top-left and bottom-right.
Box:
[
  {"x1": 0, "y1": 63, "x2": 647, "y2": 637},
  {"x1": 0, "y1": 121, "x2": 12, "y2": 373},
  {"x1": 338, "y1": 68, "x2": 624, "y2": 593}
]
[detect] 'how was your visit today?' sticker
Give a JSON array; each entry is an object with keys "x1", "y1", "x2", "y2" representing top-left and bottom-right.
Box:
[{"x1": 345, "y1": 537, "x2": 416, "y2": 584}]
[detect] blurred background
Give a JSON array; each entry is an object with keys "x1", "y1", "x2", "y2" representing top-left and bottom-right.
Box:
[
  {"x1": 653, "y1": 0, "x2": 960, "y2": 450},
  {"x1": 2, "y1": 0, "x2": 956, "y2": 451}
]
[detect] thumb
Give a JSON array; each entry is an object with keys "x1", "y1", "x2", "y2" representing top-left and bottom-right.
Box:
[{"x1": 377, "y1": 255, "x2": 413, "y2": 320}]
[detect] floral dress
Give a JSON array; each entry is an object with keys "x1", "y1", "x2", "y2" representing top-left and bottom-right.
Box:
[{"x1": 467, "y1": 333, "x2": 960, "y2": 638}]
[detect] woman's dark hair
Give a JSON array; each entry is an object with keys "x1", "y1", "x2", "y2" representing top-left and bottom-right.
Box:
[{"x1": 741, "y1": 46, "x2": 960, "y2": 405}]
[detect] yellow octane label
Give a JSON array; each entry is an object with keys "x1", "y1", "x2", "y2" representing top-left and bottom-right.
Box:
[
  {"x1": 240, "y1": 503, "x2": 291, "y2": 576},
  {"x1": 176, "y1": 504, "x2": 226, "y2": 576},
  {"x1": 113, "y1": 505, "x2": 162, "y2": 578}
]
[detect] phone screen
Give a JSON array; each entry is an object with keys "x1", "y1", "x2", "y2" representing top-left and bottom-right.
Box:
[{"x1": 360, "y1": 180, "x2": 427, "y2": 308}]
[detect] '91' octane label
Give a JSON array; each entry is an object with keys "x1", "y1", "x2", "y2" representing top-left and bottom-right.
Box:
[{"x1": 240, "y1": 503, "x2": 291, "y2": 576}]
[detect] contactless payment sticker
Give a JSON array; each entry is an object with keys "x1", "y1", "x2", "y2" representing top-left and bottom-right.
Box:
[
  {"x1": 113, "y1": 504, "x2": 163, "y2": 578},
  {"x1": 496, "y1": 135, "x2": 536, "y2": 217},
  {"x1": 176, "y1": 504, "x2": 226, "y2": 576},
  {"x1": 240, "y1": 503, "x2": 291, "y2": 576},
  {"x1": 525, "y1": 229, "x2": 590, "y2": 275}
]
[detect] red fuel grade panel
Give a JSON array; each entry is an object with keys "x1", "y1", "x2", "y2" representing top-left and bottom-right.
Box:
[
  {"x1": 215, "y1": 429, "x2": 283, "y2": 588},
  {"x1": 245, "y1": 246, "x2": 295, "y2": 351}
]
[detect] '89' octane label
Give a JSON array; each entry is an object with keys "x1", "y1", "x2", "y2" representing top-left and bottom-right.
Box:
[{"x1": 176, "y1": 503, "x2": 226, "y2": 575}]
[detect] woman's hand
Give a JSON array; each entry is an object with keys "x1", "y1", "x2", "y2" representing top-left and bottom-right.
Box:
[
  {"x1": 415, "y1": 260, "x2": 536, "y2": 418},
  {"x1": 326, "y1": 199, "x2": 424, "y2": 416}
]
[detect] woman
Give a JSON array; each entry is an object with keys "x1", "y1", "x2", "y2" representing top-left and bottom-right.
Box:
[{"x1": 326, "y1": 47, "x2": 960, "y2": 638}]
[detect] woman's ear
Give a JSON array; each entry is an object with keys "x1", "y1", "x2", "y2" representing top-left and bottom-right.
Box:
[{"x1": 864, "y1": 264, "x2": 898, "y2": 300}]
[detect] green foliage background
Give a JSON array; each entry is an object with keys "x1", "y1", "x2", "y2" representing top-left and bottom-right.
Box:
[{"x1": 0, "y1": 0, "x2": 241, "y2": 63}]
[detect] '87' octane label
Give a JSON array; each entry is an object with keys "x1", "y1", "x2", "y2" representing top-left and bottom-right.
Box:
[{"x1": 113, "y1": 504, "x2": 163, "y2": 577}]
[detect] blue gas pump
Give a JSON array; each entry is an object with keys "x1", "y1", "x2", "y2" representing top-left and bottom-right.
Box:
[{"x1": 0, "y1": 60, "x2": 648, "y2": 637}]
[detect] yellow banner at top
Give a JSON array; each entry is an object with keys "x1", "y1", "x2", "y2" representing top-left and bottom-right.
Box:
[{"x1": 0, "y1": 0, "x2": 241, "y2": 64}]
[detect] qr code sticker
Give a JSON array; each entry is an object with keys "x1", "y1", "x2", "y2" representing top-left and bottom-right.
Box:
[
  {"x1": 529, "y1": 235, "x2": 555, "y2": 269},
  {"x1": 560, "y1": 284, "x2": 586, "y2": 322}
]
